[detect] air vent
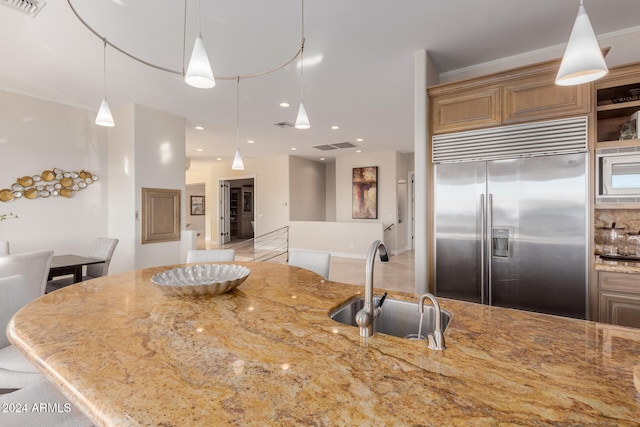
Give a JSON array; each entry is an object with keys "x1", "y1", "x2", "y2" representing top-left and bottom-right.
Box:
[
  {"x1": 1, "y1": 0, "x2": 46, "y2": 17},
  {"x1": 432, "y1": 116, "x2": 588, "y2": 164},
  {"x1": 312, "y1": 142, "x2": 358, "y2": 151},
  {"x1": 332, "y1": 141, "x2": 357, "y2": 149},
  {"x1": 313, "y1": 144, "x2": 338, "y2": 151},
  {"x1": 274, "y1": 121, "x2": 294, "y2": 128}
]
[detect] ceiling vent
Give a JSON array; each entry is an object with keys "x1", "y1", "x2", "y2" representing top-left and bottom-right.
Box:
[
  {"x1": 1, "y1": 0, "x2": 46, "y2": 17},
  {"x1": 312, "y1": 142, "x2": 358, "y2": 151},
  {"x1": 313, "y1": 144, "x2": 338, "y2": 151},
  {"x1": 274, "y1": 121, "x2": 294, "y2": 128}
]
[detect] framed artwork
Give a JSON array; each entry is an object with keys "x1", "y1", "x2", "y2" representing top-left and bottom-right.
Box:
[
  {"x1": 352, "y1": 166, "x2": 378, "y2": 219},
  {"x1": 141, "y1": 188, "x2": 181, "y2": 244},
  {"x1": 190, "y1": 195, "x2": 205, "y2": 215}
]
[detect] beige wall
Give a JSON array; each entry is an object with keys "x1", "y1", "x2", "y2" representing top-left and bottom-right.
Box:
[{"x1": 289, "y1": 156, "x2": 326, "y2": 221}]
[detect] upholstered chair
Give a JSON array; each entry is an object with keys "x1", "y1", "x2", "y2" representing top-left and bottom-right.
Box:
[
  {"x1": 186, "y1": 249, "x2": 235, "y2": 263},
  {"x1": 288, "y1": 249, "x2": 331, "y2": 280}
]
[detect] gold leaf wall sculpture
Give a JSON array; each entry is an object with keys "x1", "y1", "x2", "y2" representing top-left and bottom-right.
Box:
[{"x1": 0, "y1": 168, "x2": 98, "y2": 202}]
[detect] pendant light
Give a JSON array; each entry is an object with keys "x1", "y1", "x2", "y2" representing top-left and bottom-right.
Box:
[
  {"x1": 295, "y1": 0, "x2": 310, "y2": 129},
  {"x1": 185, "y1": 0, "x2": 215, "y2": 89},
  {"x1": 232, "y1": 76, "x2": 245, "y2": 170},
  {"x1": 555, "y1": 0, "x2": 608, "y2": 86},
  {"x1": 95, "y1": 39, "x2": 115, "y2": 127}
]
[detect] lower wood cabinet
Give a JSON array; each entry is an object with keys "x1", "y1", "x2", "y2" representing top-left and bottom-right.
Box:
[{"x1": 598, "y1": 271, "x2": 640, "y2": 328}]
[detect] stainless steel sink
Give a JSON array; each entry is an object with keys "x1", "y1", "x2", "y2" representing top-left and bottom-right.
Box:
[{"x1": 329, "y1": 296, "x2": 451, "y2": 339}]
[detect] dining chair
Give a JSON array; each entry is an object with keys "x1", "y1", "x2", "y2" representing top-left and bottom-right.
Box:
[
  {"x1": 0, "y1": 250, "x2": 53, "y2": 299},
  {"x1": 0, "y1": 275, "x2": 45, "y2": 390},
  {"x1": 288, "y1": 249, "x2": 331, "y2": 280},
  {"x1": 0, "y1": 377, "x2": 94, "y2": 426},
  {"x1": 0, "y1": 241, "x2": 9, "y2": 256},
  {"x1": 46, "y1": 237, "x2": 119, "y2": 293},
  {"x1": 186, "y1": 249, "x2": 235, "y2": 263}
]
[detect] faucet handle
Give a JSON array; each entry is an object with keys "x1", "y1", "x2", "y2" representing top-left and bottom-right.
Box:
[{"x1": 427, "y1": 331, "x2": 446, "y2": 351}]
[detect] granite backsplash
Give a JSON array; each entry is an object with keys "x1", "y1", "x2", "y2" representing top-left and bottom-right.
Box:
[{"x1": 595, "y1": 209, "x2": 640, "y2": 232}]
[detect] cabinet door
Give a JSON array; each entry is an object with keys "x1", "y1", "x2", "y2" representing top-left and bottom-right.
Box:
[
  {"x1": 599, "y1": 291, "x2": 640, "y2": 328},
  {"x1": 430, "y1": 86, "x2": 501, "y2": 134},
  {"x1": 502, "y1": 73, "x2": 591, "y2": 125}
]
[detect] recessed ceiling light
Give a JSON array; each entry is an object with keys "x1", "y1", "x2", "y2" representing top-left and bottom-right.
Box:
[
  {"x1": 196, "y1": 148, "x2": 203, "y2": 152},
  {"x1": 216, "y1": 157, "x2": 222, "y2": 161},
  {"x1": 320, "y1": 157, "x2": 325, "y2": 161},
  {"x1": 331, "y1": 125, "x2": 340, "y2": 130},
  {"x1": 291, "y1": 147, "x2": 297, "y2": 151},
  {"x1": 247, "y1": 140, "x2": 255, "y2": 144},
  {"x1": 195, "y1": 126, "x2": 204, "y2": 130},
  {"x1": 356, "y1": 138, "x2": 364, "y2": 142},
  {"x1": 356, "y1": 150, "x2": 362, "y2": 153},
  {"x1": 279, "y1": 102, "x2": 290, "y2": 108}
]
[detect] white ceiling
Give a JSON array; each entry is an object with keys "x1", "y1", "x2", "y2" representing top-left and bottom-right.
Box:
[{"x1": 2, "y1": 0, "x2": 640, "y2": 163}]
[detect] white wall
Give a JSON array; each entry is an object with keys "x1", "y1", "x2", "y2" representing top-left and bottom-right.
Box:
[
  {"x1": 109, "y1": 104, "x2": 186, "y2": 272},
  {"x1": 186, "y1": 154, "x2": 290, "y2": 240},
  {"x1": 289, "y1": 156, "x2": 326, "y2": 221},
  {"x1": 335, "y1": 150, "x2": 398, "y2": 252},
  {"x1": 186, "y1": 183, "x2": 206, "y2": 233},
  {"x1": 0, "y1": 90, "x2": 108, "y2": 255},
  {"x1": 325, "y1": 161, "x2": 336, "y2": 221},
  {"x1": 289, "y1": 221, "x2": 384, "y2": 259}
]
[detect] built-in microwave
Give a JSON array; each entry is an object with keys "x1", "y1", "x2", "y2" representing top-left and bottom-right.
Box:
[{"x1": 596, "y1": 148, "x2": 640, "y2": 203}]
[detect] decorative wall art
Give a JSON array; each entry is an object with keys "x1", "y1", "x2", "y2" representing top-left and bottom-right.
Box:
[
  {"x1": 141, "y1": 188, "x2": 181, "y2": 244},
  {"x1": 0, "y1": 168, "x2": 98, "y2": 202},
  {"x1": 352, "y1": 166, "x2": 378, "y2": 219},
  {"x1": 190, "y1": 196, "x2": 205, "y2": 215}
]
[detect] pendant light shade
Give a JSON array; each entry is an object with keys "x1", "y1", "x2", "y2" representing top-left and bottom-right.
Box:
[
  {"x1": 185, "y1": 33, "x2": 216, "y2": 89},
  {"x1": 295, "y1": 101, "x2": 310, "y2": 129},
  {"x1": 232, "y1": 147, "x2": 245, "y2": 170},
  {"x1": 95, "y1": 39, "x2": 115, "y2": 127},
  {"x1": 555, "y1": 1, "x2": 608, "y2": 86},
  {"x1": 95, "y1": 97, "x2": 114, "y2": 127}
]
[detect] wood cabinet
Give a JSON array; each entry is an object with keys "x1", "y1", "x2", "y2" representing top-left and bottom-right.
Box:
[
  {"x1": 428, "y1": 58, "x2": 592, "y2": 135},
  {"x1": 502, "y1": 72, "x2": 591, "y2": 125},
  {"x1": 598, "y1": 271, "x2": 640, "y2": 328},
  {"x1": 594, "y1": 63, "x2": 640, "y2": 145},
  {"x1": 430, "y1": 86, "x2": 501, "y2": 134}
]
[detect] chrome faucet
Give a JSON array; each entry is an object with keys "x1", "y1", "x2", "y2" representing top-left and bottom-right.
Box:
[
  {"x1": 419, "y1": 293, "x2": 446, "y2": 350},
  {"x1": 355, "y1": 240, "x2": 389, "y2": 337}
]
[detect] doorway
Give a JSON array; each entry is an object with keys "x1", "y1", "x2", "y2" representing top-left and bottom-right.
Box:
[{"x1": 218, "y1": 177, "x2": 255, "y2": 246}]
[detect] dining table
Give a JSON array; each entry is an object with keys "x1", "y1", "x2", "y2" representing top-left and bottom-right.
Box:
[{"x1": 47, "y1": 254, "x2": 105, "y2": 284}]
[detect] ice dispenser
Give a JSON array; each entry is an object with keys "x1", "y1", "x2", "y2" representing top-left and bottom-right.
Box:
[{"x1": 492, "y1": 228, "x2": 510, "y2": 258}]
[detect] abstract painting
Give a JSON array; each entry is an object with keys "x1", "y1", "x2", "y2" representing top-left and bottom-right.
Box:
[{"x1": 352, "y1": 166, "x2": 378, "y2": 219}]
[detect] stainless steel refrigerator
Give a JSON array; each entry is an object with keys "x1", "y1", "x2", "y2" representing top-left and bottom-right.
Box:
[{"x1": 434, "y1": 152, "x2": 588, "y2": 319}]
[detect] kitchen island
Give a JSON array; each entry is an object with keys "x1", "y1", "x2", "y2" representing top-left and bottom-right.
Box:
[{"x1": 9, "y1": 262, "x2": 640, "y2": 426}]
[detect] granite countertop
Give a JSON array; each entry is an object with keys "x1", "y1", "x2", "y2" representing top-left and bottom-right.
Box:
[
  {"x1": 595, "y1": 255, "x2": 640, "y2": 274},
  {"x1": 9, "y1": 262, "x2": 640, "y2": 426}
]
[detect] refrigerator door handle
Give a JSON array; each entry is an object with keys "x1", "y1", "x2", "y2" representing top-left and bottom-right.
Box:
[
  {"x1": 488, "y1": 193, "x2": 493, "y2": 306},
  {"x1": 480, "y1": 193, "x2": 486, "y2": 305}
]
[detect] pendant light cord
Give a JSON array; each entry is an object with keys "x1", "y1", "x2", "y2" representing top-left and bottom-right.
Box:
[
  {"x1": 67, "y1": 0, "x2": 304, "y2": 81},
  {"x1": 236, "y1": 76, "x2": 240, "y2": 149},
  {"x1": 300, "y1": 0, "x2": 305, "y2": 102},
  {"x1": 102, "y1": 38, "x2": 107, "y2": 97}
]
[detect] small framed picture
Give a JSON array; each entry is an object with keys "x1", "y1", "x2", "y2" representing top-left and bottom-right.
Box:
[{"x1": 190, "y1": 195, "x2": 205, "y2": 215}]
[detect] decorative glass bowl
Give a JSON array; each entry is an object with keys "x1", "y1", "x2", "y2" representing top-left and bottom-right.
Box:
[{"x1": 151, "y1": 264, "x2": 250, "y2": 297}]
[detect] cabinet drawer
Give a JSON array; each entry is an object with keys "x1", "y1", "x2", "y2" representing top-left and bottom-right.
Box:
[
  {"x1": 431, "y1": 86, "x2": 501, "y2": 134},
  {"x1": 599, "y1": 271, "x2": 640, "y2": 292},
  {"x1": 598, "y1": 291, "x2": 640, "y2": 328},
  {"x1": 502, "y1": 74, "x2": 591, "y2": 124}
]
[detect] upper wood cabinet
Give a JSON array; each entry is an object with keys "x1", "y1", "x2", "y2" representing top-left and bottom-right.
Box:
[
  {"x1": 430, "y1": 86, "x2": 501, "y2": 134},
  {"x1": 428, "y1": 59, "x2": 592, "y2": 135},
  {"x1": 502, "y1": 72, "x2": 591, "y2": 125}
]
